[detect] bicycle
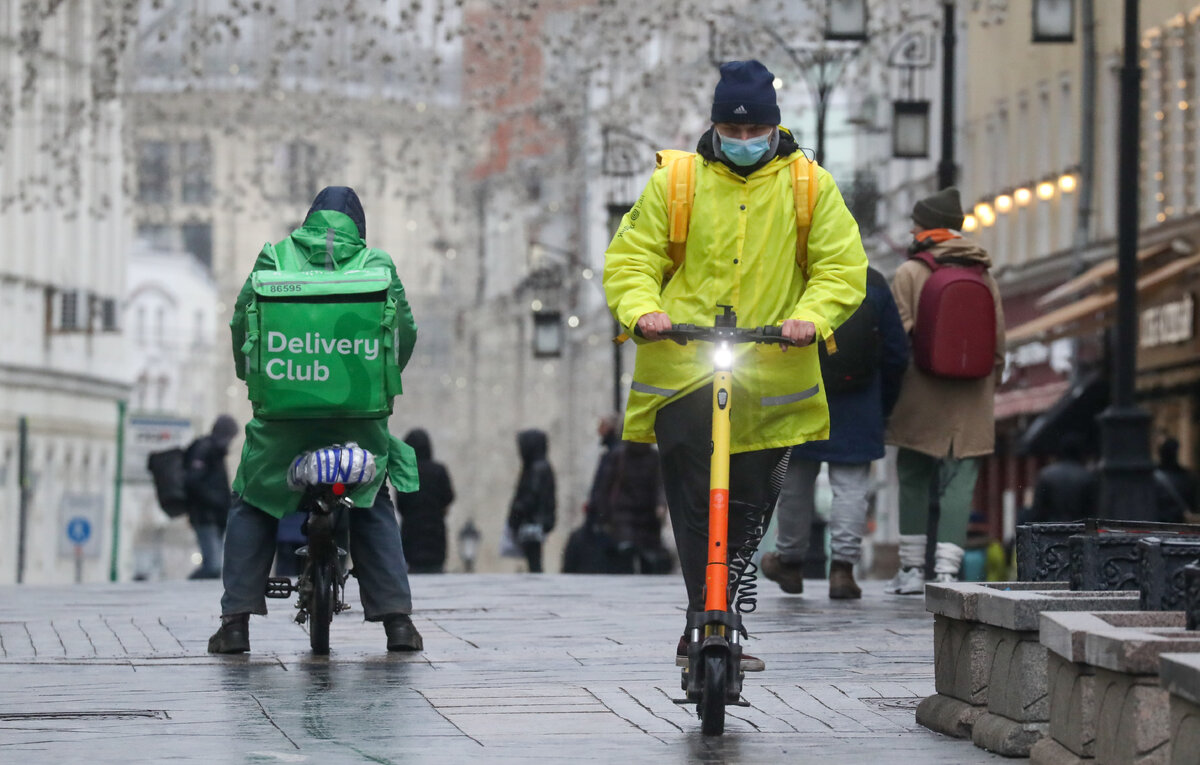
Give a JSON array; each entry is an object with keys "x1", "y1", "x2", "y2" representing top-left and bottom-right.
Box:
[
  {"x1": 641, "y1": 305, "x2": 799, "y2": 735},
  {"x1": 264, "y1": 443, "x2": 376, "y2": 655}
]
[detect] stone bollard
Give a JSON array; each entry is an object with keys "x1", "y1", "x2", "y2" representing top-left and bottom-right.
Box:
[
  {"x1": 1138, "y1": 538, "x2": 1200, "y2": 612},
  {"x1": 1036, "y1": 610, "x2": 1200, "y2": 764},
  {"x1": 1159, "y1": 652, "x2": 1200, "y2": 765},
  {"x1": 1018, "y1": 522, "x2": 1086, "y2": 583},
  {"x1": 921, "y1": 582, "x2": 1139, "y2": 757}
]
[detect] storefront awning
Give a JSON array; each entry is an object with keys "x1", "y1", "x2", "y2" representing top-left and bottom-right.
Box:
[
  {"x1": 994, "y1": 379, "x2": 1072, "y2": 420},
  {"x1": 1036, "y1": 238, "x2": 1192, "y2": 308},
  {"x1": 1006, "y1": 250, "x2": 1200, "y2": 349}
]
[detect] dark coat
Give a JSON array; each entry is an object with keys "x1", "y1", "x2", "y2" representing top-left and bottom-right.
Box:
[
  {"x1": 603, "y1": 442, "x2": 663, "y2": 550},
  {"x1": 508, "y1": 429, "x2": 556, "y2": 534},
  {"x1": 394, "y1": 429, "x2": 455, "y2": 570},
  {"x1": 184, "y1": 436, "x2": 232, "y2": 529},
  {"x1": 1028, "y1": 459, "x2": 1098, "y2": 523},
  {"x1": 792, "y1": 266, "x2": 908, "y2": 464}
]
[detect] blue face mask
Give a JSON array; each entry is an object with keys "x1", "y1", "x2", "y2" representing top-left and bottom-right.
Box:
[{"x1": 717, "y1": 131, "x2": 772, "y2": 166}]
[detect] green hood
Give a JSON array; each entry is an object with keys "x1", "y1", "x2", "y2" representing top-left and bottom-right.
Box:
[{"x1": 285, "y1": 210, "x2": 369, "y2": 269}]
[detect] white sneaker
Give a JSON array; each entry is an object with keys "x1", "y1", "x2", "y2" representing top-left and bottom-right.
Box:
[
  {"x1": 933, "y1": 572, "x2": 958, "y2": 584},
  {"x1": 884, "y1": 566, "x2": 926, "y2": 595}
]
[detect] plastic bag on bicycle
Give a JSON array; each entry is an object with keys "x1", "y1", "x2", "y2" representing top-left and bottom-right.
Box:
[{"x1": 287, "y1": 443, "x2": 376, "y2": 489}]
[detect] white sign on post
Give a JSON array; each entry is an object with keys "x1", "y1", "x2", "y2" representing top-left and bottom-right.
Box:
[
  {"x1": 57, "y1": 492, "x2": 104, "y2": 559},
  {"x1": 124, "y1": 415, "x2": 193, "y2": 483}
]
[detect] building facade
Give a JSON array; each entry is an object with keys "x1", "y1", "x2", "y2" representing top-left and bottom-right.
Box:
[{"x1": 0, "y1": 3, "x2": 133, "y2": 584}]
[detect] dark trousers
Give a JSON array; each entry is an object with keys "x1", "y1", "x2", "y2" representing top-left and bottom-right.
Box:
[
  {"x1": 521, "y1": 541, "x2": 543, "y2": 573},
  {"x1": 655, "y1": 387, "x2": 788, "y2": 615},
  {"x1": 220, "y1": 488, "x2": 413, "y2": 620}
]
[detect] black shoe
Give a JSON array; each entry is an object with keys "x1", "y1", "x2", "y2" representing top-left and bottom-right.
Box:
[
  {"x1": 384, "y1": 613, "x2": 423, "y2": 652},
  {"x1": 207, "y1": 614, "x2": 249, "y2": 654}
]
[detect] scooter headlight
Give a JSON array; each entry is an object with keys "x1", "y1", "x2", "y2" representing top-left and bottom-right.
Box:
[{"x1": 713, "y1": 343, "x2": 733, "y2": 369}]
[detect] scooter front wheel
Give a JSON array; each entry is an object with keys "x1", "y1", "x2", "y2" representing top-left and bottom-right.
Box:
[
  {"x1": 699, "y1": 649, "x2": 727, "y2": 735},
  {"x1": 309, "y1": 560, "x2": 336, "y2": 655}
]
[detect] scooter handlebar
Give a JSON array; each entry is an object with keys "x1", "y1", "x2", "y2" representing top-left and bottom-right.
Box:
[{"x1": 633, "y1": 322, "x2": 793, "y2": 345}]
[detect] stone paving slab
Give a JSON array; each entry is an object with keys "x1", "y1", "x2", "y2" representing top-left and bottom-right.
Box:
[{"x1": 0, "y1": 575, "x2": 1008, "y2": 764}]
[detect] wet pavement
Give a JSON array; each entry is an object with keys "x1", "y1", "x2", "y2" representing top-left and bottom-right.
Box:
[{"x1": 0, "y1": 574, "x2": 1007, "y2": 764}]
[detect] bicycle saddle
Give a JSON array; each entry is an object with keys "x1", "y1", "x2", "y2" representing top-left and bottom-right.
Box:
[{"x1": 287, "y1": 442, "x2": 377, "y2": 489}]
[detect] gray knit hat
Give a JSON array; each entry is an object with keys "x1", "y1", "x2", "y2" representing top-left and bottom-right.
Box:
[{"x1": 912, "y1": 187, "x2": 965, "y2": 230}]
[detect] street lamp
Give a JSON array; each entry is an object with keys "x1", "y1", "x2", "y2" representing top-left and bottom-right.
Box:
[
  {"x1": 1098, "y1": 0, "x2": 1155, "y2": 520},
  {"x1": 1032, "y1": 0, "x2": 1076, "y2": 43},
  {"x1": 892, "y1": 100, "x2": 931, "y2": 158},
  {"x1": 826, "y1": 0, "x2": 869, "y2": 42},
  {"x1": 532, "y1": 310, "x2": 563, "y2": 358}
]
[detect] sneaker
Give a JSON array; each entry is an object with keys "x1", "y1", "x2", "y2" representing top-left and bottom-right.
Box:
[
  {"x1": 828, "y1": 560, "x2": 862, "y2": 600},
  {"x1": 383, "y1": 613, "x2": 424, "y2": 652},
  {"x1": 675, "y1": 635, "x2": 765, "y2": 672},
  {"x1": 760, "y1": 552, "x2": 804, "y2": 594},
  {"x1": 883, "y1": 566, "x2": 926, "y2": 595},
  {"x1": 207, "y1": 614, "x2": 250, "y2": 654}
]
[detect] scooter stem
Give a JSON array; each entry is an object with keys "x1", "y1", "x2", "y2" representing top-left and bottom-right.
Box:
[{"x1": 705, "y1": 363, "x2": 733, "y2": 614}]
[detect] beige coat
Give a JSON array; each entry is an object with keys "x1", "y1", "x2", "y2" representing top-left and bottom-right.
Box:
[{"x1": 885, "y1": 237, "x2": 1006, "y2": 459}]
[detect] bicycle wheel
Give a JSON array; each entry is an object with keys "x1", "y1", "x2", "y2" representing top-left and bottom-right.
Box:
[
  {"x1": 309, "y1": 560, "x2": 335, "y2": 655},
  {"x1": 699, "y1": 649, "x2": 727, "y2": 736}
]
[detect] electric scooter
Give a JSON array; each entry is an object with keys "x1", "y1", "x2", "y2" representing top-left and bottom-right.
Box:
[{"x1": 644, "y1": 305, "x2": 798, "y2": 735}]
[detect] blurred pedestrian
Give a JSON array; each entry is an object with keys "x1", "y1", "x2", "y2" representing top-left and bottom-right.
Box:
[
  {"x1": 763, "y1": 266, "x2": 908, "y2": 599},
  {"x1": 603, "y1": 441, "x2": 670, "y2": 574},
  {"x1": 1026, "y1": 432, "x2": 1097, "y2": 524},
  {"x1": 884, "y1": 187, "x2": 1006, "y2": 594},
  {"x1": 507, "y1": 429, "x2": 556, "y2": 573},
  {"x1": 184, "y1": 414, "x2": 238, "y2": 579},
  {"x1": 1154, "y1": 437, "x2": 1198, "y2": 524},
  {"x1": 394, "y1": 428, "x2": 456, "y2": 574}
]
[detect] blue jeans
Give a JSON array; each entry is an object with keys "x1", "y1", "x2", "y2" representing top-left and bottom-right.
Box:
[
  {"x1": 220, "y1": 489, "x2": 413, "y2": 620},
  {"x1": 190, "y1": 523, "x2": 224, "y2": 578}
]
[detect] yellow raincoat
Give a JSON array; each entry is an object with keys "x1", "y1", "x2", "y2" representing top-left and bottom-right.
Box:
[{"x1": 603, "y1": 149, "x2": 867, "y2": 452}]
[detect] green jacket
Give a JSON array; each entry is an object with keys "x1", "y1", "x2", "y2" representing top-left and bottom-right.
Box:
[
  {"x1": 603, "y1": 150, "x2": 867, "y2": 452},
  {"x1": 229, "y1": 210, "x2": 419, "y2": 518}
]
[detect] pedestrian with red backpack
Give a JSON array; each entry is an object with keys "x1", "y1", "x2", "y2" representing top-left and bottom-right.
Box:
[{"x1": 884, "y1": 187, "x2": 1006, "y2": 595}]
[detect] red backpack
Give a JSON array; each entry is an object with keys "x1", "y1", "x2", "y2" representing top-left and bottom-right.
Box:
[{"x1": 909, "y1": 251, "x2": 996, "y2": 379}]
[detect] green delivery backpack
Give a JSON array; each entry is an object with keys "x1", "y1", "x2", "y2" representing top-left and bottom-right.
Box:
[{"x1": 241, "y1": 244, "x2": 403, "y2": 420}]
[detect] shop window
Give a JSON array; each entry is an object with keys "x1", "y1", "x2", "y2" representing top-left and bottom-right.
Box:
[
  {"x1": 137, "y1": 140, "x2": 171, "y2": 203},
  {"x1": 181, "y1": 222, "x2": 213, "y2": 268},
  {"x1": 180, "y1": 139, "x2": 212, "y2": 204}
]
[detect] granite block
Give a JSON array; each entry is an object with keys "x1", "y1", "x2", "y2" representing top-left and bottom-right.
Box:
[
  {"x1": 1095, "y1": 667, "x2": 1172, "y2": 764},
  {"x1": 1047, "y1": 650, "x2": 1097, "y2": 758}
]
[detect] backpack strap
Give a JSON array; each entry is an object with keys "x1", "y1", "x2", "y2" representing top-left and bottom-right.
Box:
[
  {"x1": 657, "y1": 150, "x2": 696, "y2": 274},
  {"x1": 790, "y1": 156, "x2": 820, "y2": 274},
  {"x1": 657, "y1": 149, "x2": 821, "y2": 277}
]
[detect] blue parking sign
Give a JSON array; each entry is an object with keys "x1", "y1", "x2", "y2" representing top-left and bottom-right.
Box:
[{"x1": 67, "y1": 517, "x2": 92, "y2": 545}]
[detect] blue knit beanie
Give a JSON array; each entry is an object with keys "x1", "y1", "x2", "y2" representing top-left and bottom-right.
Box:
[{"x1": 711, "y1": 60, "x2": 780, "y2": 125}]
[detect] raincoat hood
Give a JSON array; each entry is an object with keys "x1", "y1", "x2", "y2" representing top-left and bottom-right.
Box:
[
  {"x1": 405, "y1": 428, "x2": 433, "y2": 461},
  {"x1": 306, "y1": 186, "x2": 366, "y2": 240},
  {"x1": 210, "y1": 414, "x2": 239, "y2": 450},
  {"x1": 517, "y1": 429, "x2": 548, "y2": 464}
]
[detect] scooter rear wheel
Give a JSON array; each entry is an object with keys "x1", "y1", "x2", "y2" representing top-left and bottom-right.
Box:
[
  {"x1": 309, "y1": 560, "x2": 335, "y2": 655},
  {"x1": 699, "y1": 649, "x2": 727, "y2": 735}
]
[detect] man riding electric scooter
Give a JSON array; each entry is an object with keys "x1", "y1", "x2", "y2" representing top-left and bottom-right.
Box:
[{"x1": 603, "y1": 60, "x2": 867, "y2": 674}]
